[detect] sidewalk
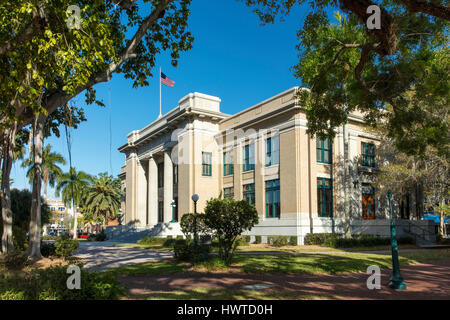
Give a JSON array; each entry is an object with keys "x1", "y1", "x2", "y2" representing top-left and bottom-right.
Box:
[{"x1": 120, "y1": 259, "x2": 450, "y2": 300}]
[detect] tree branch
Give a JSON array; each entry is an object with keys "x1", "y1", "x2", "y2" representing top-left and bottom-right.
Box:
[{"x1": 398, "y1": 0, "x2": 450, "y2": 21}]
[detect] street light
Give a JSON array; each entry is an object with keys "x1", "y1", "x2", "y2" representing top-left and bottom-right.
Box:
[
  {"x1": 191, "y1": 194, "x2": 199, "y2": 246},
  {"x1": 387, "y1": 190, "x2": 407, "y2": 290},
  {"x1": 170, "y1": 200, "x2": 177, "y2": 222}
]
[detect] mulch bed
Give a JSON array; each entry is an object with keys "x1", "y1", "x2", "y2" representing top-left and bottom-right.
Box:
[{"x1": 119, "y1": 259, "x2": 450, "y2": 300}]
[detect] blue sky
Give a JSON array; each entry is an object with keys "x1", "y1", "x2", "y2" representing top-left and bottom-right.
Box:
[{"x1": 11, "y1": 0, "x2": 330, "y2": 199}]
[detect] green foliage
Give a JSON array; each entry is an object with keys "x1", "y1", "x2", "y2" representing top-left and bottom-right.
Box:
[
  {"x1": 88, "y1": 231, "x2": 107, "y2": 242},
  {"x1": 305, "y1": 233, "x2": 414, "y2": 248},
  {"x1": 40, "y1": 242, "x2": 56, "y2": 257},
  {"x1": 55, "y1": 167, "x2": 92, "y2": 210},
  {"x1": 203, "y1": 198, "x2": 259, "y2": 265},
  {"x1": 242, "y1": 1, "x2": 450, "y2": 157},
  {"x1": 0, "y1": 188, "x2": 50, "y2": 250},
  {"x1": 83, "y1": 173, "x2": 122, "y2": 225},
  {"x1": 54, "y1": 238, "x2": 79, "y2": 259},
  {"x1": 267, "y1": 235, "x2": 289, "y2": 247},
  {"x1": 0, "y1": 266, "x2": 123, "y2": 300},
  {"x1": 289, "y1": 236, "x2": 298, "y2": 246},
  {"x1": 180, "y1": 213, "x2": 212, "y2": 244},
  {"x1": 173, "y1": 239, "x2": 210, "y2": 263},
  {"x1": 254, "y1": 235, "x2": 262, "y2": 244}
]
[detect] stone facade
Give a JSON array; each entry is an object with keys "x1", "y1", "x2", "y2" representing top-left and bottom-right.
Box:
[{"x1": 117, "y1": 87, "x2": 434, "y2": 244}]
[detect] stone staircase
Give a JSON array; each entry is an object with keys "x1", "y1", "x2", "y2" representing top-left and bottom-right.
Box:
[
  {"x1": 105, "y1": 222, "x2": 182, "y2": 243},
  {"x1": 401, "y1": 220, "x2": 436, "y2": 246}
]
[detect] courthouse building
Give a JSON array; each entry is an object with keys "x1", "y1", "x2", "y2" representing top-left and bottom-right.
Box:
[{"x1": 117, "y1": 87, "x2": 433, "y2": 244}]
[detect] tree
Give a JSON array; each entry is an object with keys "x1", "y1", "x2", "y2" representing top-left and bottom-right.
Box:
[
  {"x1": 376, "y1": 133, "x2": 449, "y2": 235},
  {"x1": 22, "y1": 144, "x2": 66, "y2": 201},
  {"x1": 203, "y1": 198, "x2": 258, "y2": 265},
  {"x1": 83, "y1": 173, "x2": 122, "y2": 229},
  {"x1": 180, "y1": 212, "x2": 212, "y2": 245},
  {"x1": 0, "y1": 0, "x2": 193, "y2": 253},
  {"x1": 241, "y1": 1, "x2": 449, "y2": 157},
  {"x1": 55, "y1": 167, "x2": 92, "y2": 235}
]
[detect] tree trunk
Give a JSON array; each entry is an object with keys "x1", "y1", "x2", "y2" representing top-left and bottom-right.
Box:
[
  {"x1": 440, "y1": 199, "x2": 445, "y2": 238},
  {"x1": 1, "y1": 123, "x2": 17, "y2": 255},
  {"x1": 27, "y1": 115, "x2": 46, "y2": 259}
]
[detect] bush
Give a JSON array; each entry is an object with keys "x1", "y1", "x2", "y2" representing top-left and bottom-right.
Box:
[
  {"x1": 0, "y1": 252, "x2": 30, "y2": 270},
  {"x1": 0, "y1": 266, "x2": 123, "y2": 300},
  {"x1": 40, "y1": 242, "x2": 56, "y2": 257},
  {"x1": 94, "y1": 231, "x2": 107, "y2": 241},
  {"x1": 304, "y1": 233, "x2": 341, "y2": 245},
  {"x1": 54, "y1": 238, "x2": 79, "y2": 259},
  {"x1": 173, "y1": 240, "x2": 210, "y2": 263},
  {"x1": 203, "y1": 198, "x2": 259, "y2": 265},
  {"x1": 41, "y1": 235, "x2": 59, "y2": 241},
  {"x1": 163, "y1": 237, "x2": 176, "y2": 247},
  {"x1": 254, "y1": 235, "x2": 262, "y2": 244},
  {"x1": 235, "y1": 235, "x2": 250, "y2": 246},
  {"x1": 267, "y1": 236, "x2": 289, "y2": 247},
  {"x1": 289, "y1": 236, "x2": 298, "y2": 246}
]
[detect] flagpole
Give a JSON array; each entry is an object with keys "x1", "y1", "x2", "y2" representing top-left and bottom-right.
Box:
[{"x1": 159, "y1": 67, "x2": 162, "y2": 118}]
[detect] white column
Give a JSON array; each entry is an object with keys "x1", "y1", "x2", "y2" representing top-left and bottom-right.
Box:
[
  {"x1": 164, "y1": 150, "x2": 174, "y2": 222},
  {"x1": 148, "y1": 156, "x2": 158, "y2": 226},
  {"x1": 136, "y1": 160, "x2": 147, "y2": 227}
]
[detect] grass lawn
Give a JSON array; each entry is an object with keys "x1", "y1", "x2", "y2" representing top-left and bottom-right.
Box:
[
  {"x1": 124, "y1": 287, "x2": 336, "y2": 300},
  {"x1": 105, "y1": 249, "x2": 450, "y2": 276},
  {"x1": 114, "y1": 242, "x2": 421, "y2": 254}
]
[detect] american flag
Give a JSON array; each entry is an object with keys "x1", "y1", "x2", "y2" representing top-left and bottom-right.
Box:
[{"x1": 161, "y1": 72, "x2": 175, "y2": 87}]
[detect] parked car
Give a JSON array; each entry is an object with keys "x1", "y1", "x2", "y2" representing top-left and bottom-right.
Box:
[{"x1": 77, "y1": 232, "x2": 90, "y2": 239}]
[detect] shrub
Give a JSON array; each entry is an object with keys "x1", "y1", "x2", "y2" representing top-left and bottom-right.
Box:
[
  {"x1": 180, "y1": 213, "x2": 212, "y2": 245},
  {"x1": 54, "y1": 238, "x2": 79, "y2": 259},
  {"x1": 41, "y1": 235, "x2": 59, "y2": 241},
  {"x1": 173, "y1": 240, "x2": 210, "y2": 263},
  {"x1": 0, "y1": 266, "x2": 123, "y2": 300},
  {"x1": 203, "y1": 198, "x2": 259, "y2": 265},
  {"x1": 40, "y1": 242, "x2": 56, "y2": 257},
  {"x1": 267, "y1": 236, "x2": 289, "y2": 247},
  {"x1": 93, "y1": 231, "x2": 107, "y2": 241},
  {"x1": 304, "y1": 233, "x2": 341, "y2": 245},
  {"x1": 254, "y1": 235, "x2": 262, "y2": 244},
  {"x1": 235, "y1": 235, "x2": 250, "y2": 246},
  {"x1": 289, "y1": 236, "x2": 298, "y2": 246},
  {"x1": 163, "y1": 237, "x2": 176, "y2": 247},
  {"x1": 0, "y1": 252, "x2": 30, "y2": 270}
]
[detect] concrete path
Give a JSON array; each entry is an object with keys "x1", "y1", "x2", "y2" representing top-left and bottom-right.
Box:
[{"x1": 74, "y1": 241, "x2": 173, "y2": 271}]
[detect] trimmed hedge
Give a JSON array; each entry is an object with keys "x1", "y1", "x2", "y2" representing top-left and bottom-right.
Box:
[
  {"x1": 304, "y1": 233, "x2": 415, "y2": 248},
  {"x1": 267, "y1": 235, "x2": 289, "y2": 247},
  {"x1": 137, "y1": 237, "x2": 167, "y2": 245},
  {"x1": 254, "y1": 235, "x2": 262, "y2": 244}
]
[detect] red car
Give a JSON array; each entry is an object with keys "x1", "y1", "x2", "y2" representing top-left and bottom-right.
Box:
[{"x1": 77, "y1": 232, "x2": 90, "y2": 239}]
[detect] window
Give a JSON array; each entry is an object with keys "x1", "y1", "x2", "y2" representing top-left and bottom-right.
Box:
[
  {"x1": 223, "y1": 187, "x2": 234, "y2": 199},
  {"x1": 173, "y1": 165, "x2": 178, "y2": 185},
  {"x1": 243, "y1": 183, "x2": 255, "y2": 206},
  {"x1": 265, "y1": 135, "x2": 280, "y2": 166},
  {"x1": 361, "y1": 142, "x2": 376, "y2": 167},
  {"x1": 158, "y1": 201, "x2": 163, "y2": 223},
  {"x1": 362, "y1": 185, "x2": 375, "y2": 220},
  {"x1": 317, "y1": 178, "x2": 332, "y2": 217},
  {"x1": 157, "y1": 162, "x2": 164, "y2": 187},
  {"x1": 242, "y1": 143, "x2": 255, "y2": 172},
  {"x1": 316, "y1": 137, "x2": 332, "y2": 164},
  {"x1": 202, "y1": 152, "x2": 212, "y2": 176},
  {"x1": 50, "y1": 207, "x2": 56, "y2": 212},
  {"x1": 265, "y1": 179, "x2": 280, "y2": 218},
  {"x1": 58, "y1": 207, "x2": 65, "y2": 212},
  {"x1": 223, "y1": 150, "x2": 234, "y2": 176}
]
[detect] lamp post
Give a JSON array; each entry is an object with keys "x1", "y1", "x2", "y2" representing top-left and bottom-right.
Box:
[
  {"x1": 387, "y1": 190, "x2": 407, "y2": 290},
  {"x1": 191, "y1": 194, "x2": 199, "y2": 246},
  {"x1": 171, "y1": 200, "x2": 177, "y2": 222}
]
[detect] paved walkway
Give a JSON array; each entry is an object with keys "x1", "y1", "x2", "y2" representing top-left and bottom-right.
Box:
[
  {"x1": 74, "y1": 241, "x2": 173, "y2": 271},
  {"x1": 120, "y1": 259, "x2": 450, "y2": 300}
]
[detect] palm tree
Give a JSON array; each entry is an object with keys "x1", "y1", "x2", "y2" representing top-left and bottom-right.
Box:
[
  {"x1": 55, "y1": 167, "x2": 92, "y2": 235},
  {"x1": 84, "y1": 173, "x2": 122, "y2": 229},
  {"x1": 22, "y1": 144, "x2": 66, "y2": 200}
]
